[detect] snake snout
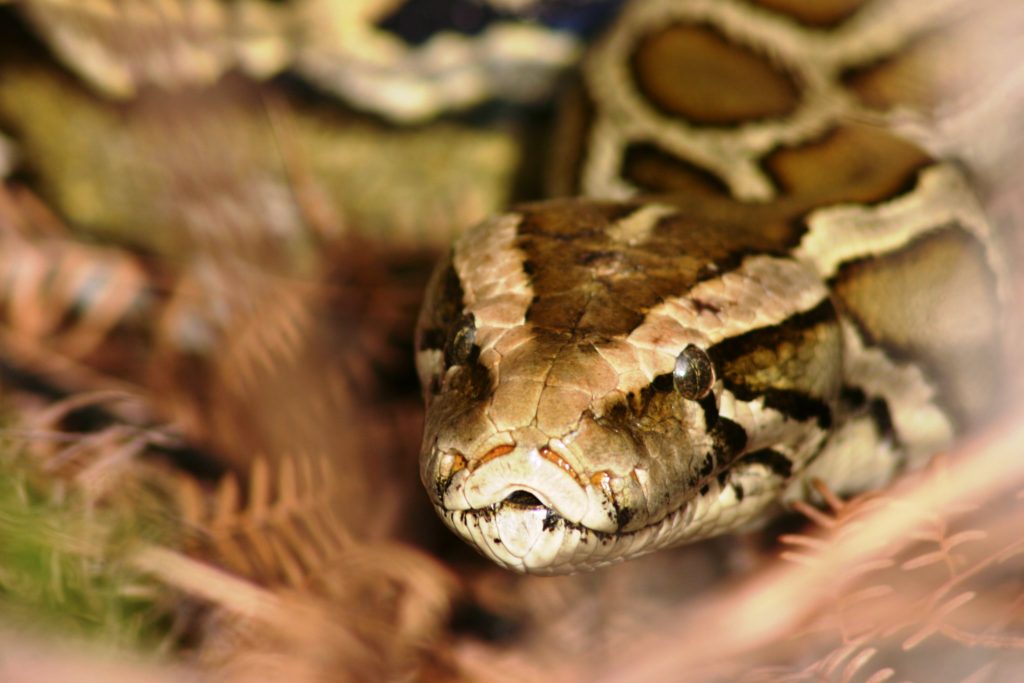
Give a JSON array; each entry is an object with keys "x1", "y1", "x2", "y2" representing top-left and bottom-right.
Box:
[{"x1": 440, "y1": 444, "x2": 620, "y2": 534}]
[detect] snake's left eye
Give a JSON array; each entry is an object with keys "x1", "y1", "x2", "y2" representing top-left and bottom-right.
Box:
[
  {"x1": 444, "y1": 313, "x2": 476, "y2": 367},
  {"x1": 673, "y1": 344, "x2": 715, "y2": 400}
]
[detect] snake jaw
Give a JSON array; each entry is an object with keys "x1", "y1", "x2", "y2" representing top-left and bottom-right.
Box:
[{"x1": 437, "y1": 489, "x2": 704, "y2": 574}]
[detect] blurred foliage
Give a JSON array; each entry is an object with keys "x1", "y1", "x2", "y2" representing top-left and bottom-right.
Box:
[{"x1": 0, "y1": 430, "x2": 182, "y2": 650}]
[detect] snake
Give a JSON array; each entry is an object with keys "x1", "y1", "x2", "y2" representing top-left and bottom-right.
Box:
[{"x1": 414, "y1": 0, "x2": 1013, "y2": 574}]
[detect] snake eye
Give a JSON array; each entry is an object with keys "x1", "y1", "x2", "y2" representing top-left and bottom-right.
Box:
[
  {"x1": 673, "y1": 344, "x2": 715, "y2": 400},
  {"x1": 444, "y1": 313, "x2": 476, "y2": 367}
]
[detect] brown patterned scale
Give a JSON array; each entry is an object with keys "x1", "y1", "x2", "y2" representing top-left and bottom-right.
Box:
[{"x1": 415, "y1": 0, "x2": 1012, "y2": 573}]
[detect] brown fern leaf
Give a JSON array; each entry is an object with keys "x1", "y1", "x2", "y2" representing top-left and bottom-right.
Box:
[
  {"x1": 135, "y1": 533, "x2": 457, "y2": 682},
  {"x1": 173, "y1": 454, "x2": 369, "y2": 590},
  {"x1": 0, "y1": 185, "x2": 154, "y2": 362}
]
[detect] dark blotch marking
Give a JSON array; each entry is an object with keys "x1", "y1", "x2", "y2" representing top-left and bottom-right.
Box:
[
  {"x1": 830, "y1": 223, "x2": 1002, "y2": 426},
  {"x1": 622, "y1": 142, "x2": 732, "y2": 195},
  {"x1": 419, "y1": 255, "x2": 496, "y2": 404},
  {"x1": 733, "y1": 483, "x2": 745, "y2": 502},
  {"x1": 443, "y1": 313, "x2": 477, "y2": 368},
  {"x1": 762, "y1": 389, "x2": 832, "y2": 429},
  {"x1": 842, "y1": 386, "x2": 896, "y2": 441},
  {"x1": 516, "y1": 198, "x2": 802, "y2": 340},
  {"x1": 746, "y1": 0, "x2": 866, "y2": 28},
  {"x1": 698, "y1": 392, "x2": 719, "y2": 429},
  {"x1": 744, "y1": 448, "x2": 793, "y2": 479},
  {"x1": 651, "y1": 373, "x2": 674, "y2": 392},
  {"x1": 444, "y1": 346, "x2": 493, "y2": 403},
  {"x1": 418, "y1": 260, "x2": 464, "y2": 352},
  {"x1": 869, "y1": 397, "x2": 895, "y2": 441},
  {"x1": 630, "y1": 22, "x2": 800, "y2": 126},
  {"x1": 419, "y1": 327, "x2": 445, "y2": 353},
  {"x1": 710, "y1": 416, "x2": 748, "y2": 468},
  {"x1": 762, "y1": 124, "x2": 932, "y2": 209},
  {"x1": 840, "y1": 385, "x2": 868, "y2": 409},
  {"x1": 709, "y1": 299, "x2": 839, "y2": 426},
  {"x1": 699, "y1": 453, "x2": 715, "y2": 478}
]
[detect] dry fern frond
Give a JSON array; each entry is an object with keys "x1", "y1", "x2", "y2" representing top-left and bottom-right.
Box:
[
  {"x1": 0, "y1": 185, "x2": 154, "y2": 362},
  {"x1": 173, "y1": 454, "x2": 357, "y2": 590},
  {"x1": 543, "y1": 414, "x2": 1024, "y2": 683},
  {"x1": 134, "y1": 532, "x2": 458, "y2": 682}
]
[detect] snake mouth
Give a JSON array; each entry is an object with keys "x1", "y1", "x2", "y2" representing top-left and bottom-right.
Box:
[
  {"x1": 437, "y1": 494, "x2": 699, "y2": 574},
  {"x1": 431, "y1": 442, "x2": 770, "y2": 573},
  {"x1": 435, "y1": 470, "x2": 761, "y2": 573},
  {"x1": 436, "y1": 444, "x2": 622, "y2": 532},
  {"x1": 503, "y1": 490, "x2": 547, "y2": 508}
]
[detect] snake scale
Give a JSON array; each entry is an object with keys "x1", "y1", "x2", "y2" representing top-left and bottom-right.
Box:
[{"x1": 415, "y1": 0, "x2": 1013, "y2": 574}]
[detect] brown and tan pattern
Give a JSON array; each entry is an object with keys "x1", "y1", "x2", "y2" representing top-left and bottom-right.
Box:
[{"x1": 416, "y1": 0, "x2": 1013, "y2": 573}]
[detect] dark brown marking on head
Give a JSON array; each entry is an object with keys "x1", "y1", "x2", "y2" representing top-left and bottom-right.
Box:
[
  {"x1": 660, "y1": 193, "x2": 812, "y2": 254},
  {"x1": 417, "y1": 255, "x2": 496, "y2": 405},
  {"x1": 708, "y1": 298, "x2": 842, "y2": 423},
  {"x1": 745, "y1": 0, "x2": 867, "y2": 28},
  {"x1": 829, "y1": 223, "x2": 1003, "y2": 427},
  {"x1": 651, "y1": 373, "x2": 674, "y2": 393},
  {"x1": 710, "y1": 416, "x2": 748, "y2": 468},
  {"x1": 622, "y1": 143, "x2": 733, "y2": 196},
  {"x1": 418, "y1": 258, "x2": 465, "y2": 352},
  {"x1": 698, "y1": 453, "x2": 715, "y2": 478},
  {"x1": 516, "y1": 199, "x2": 798, "y2": 340},
  {"x1": 515, "y1": 198, "x2": 818, "y2": 341},
  {"x1": 630, "y1": 23, "x2": 801, "y2": 126},
  {"x1": 444, "y1": 351, "x2": 493, "y2": 404},
  {"x1": 698, "y1": 392, "x2": 719, "y2": 430},
  {"x1": 762, "y1": 124, "x2": 933, "y2": 209},
  {"x1": 743, "y1": 448, "x2": 793, "y2": 479}
]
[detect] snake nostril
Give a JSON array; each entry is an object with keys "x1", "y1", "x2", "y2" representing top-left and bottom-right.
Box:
[{"x1": 503, "y1": 490, "x2": 546, "y2": 508}]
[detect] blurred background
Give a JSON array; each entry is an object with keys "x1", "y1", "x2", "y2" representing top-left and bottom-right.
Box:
[{"x1": 0, "y1": 1, "x2": 1021, "y2": 681}]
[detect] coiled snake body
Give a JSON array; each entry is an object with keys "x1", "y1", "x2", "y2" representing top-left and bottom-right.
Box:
[{"x1": 415, "y1": 0, "x2": 1011, "y2": 574}]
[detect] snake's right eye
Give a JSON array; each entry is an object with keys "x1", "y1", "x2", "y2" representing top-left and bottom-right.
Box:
[
  {"x1": 444, "y1": 313, "x2": 476, "y2": 367},
  {"x1": 673, "y1": 344, "x2": 715, "y2": 400}
]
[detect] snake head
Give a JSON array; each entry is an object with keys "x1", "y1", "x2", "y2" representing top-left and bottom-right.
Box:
[{"x1": 415, "y1": 202, "x2": 841, "y2": 574}]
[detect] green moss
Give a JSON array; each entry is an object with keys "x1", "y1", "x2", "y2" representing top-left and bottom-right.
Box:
[{"x1": 0, "y1": 442, "x2": 183, "y2": 650}]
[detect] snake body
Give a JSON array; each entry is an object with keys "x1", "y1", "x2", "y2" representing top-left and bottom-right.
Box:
[{"x1": 415, "y1": 0, "x2": 1011, "y2": 574}]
